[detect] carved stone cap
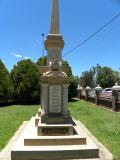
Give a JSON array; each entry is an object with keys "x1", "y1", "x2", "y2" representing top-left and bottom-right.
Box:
[
  {"x1": 77, "y1": 85, "x2": 83, "y2": 90},
  {"x1": 85, "y1": 86, "x2": 91, "y2": 91},
  {"x1": 112, "y1": 83, "x2": 120, "y2": 91},
  {"x1": 39, "y1": 66, "x2": 71, "y2": 76},
  {"x1": 41, "y1": 76, "x2": 70, "y2": 85},
  {"x1": 45, "y1": 34, "x2": 64, "y2": 49},
  {"x1": 95, "y1": 85, "x2": 102, "y2": 91}
]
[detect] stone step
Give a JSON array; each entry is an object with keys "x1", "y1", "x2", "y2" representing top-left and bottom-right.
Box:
[
  {"x1": 24, "y1": 136, "x2": 86, "y2": 146},
  {"x1": 11, "y1": 147, "x2": 99, "y2": 160},
  {"x1": 37, "y1": 123, "x2": 73, "y2": 136}
]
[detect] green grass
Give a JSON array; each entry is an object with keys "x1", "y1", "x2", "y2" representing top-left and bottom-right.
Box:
[
  {"x1": 0, "y1": 102, "x2": 120, "y2": 159},
  {"x1": 0, "y1": 105, "x2": 39, "y2": 150},
  {"x1": 69, "y1": 100, "x2": 120, "y2": 160}
]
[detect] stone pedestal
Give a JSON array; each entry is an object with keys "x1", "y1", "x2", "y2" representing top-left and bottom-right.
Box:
[
  {"x1": 112, "y1": 83, "x2": 120, "y2": 111},
  {"x1": 85, "y1": 86, "x2": 91, "y2": 102},
  {"x1": 40, "y1": 76, "x2": 72, "y2": 124},
  {"x1": 95, "y1": 85, "x2": 102, "y2": 105},
  {"x1": 77, "y1": 85, "x2": 83, "y2": 99}
]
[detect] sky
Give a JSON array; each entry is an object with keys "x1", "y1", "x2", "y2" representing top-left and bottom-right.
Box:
[{"x1": 0, "y1": 0, "x2": 120, "y2": 76}]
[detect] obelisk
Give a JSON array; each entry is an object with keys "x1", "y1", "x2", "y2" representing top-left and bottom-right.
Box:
[
  {"x1": 45, "y1": 0, "x2": 64, "y2": 65},
  {"x1": 50, "y1": 0, "x2": 60, "y2": 34},
  {"x1": 41, "y1": 0, "x2": 70, "y2": 124}
]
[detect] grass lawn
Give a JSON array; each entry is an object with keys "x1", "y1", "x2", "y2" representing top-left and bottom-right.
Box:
[
  {"x1": 69, "y1": 100, "x2": 120, "y2": 160},
  {"x1": 0, "y1": 105, "x2": 39, "y2": 150},
  {"x1": 0, "y1": 101, "x2": 120, "y2": 159}
]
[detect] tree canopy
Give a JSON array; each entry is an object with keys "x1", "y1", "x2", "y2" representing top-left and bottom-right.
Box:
[
  {"x1": 10, "y1": 59, "x2": 40, "y2": 103},
  {"x1": 0, "y1": 60, "x2": 13, "y2": 101},
  {"x1": 79, "y1": 64, "x2": 120, "y2": 88},
  {"x1": 96, "y1": 66, "x2": 116, "y2": 88},
  {"x1": 79, "y1": 70, "x2": 95, "y2": 88}
]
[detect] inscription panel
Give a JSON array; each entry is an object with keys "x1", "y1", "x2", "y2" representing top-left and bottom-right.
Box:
[{"x1": 50, "y1": 85, "x2": 61, "y2": 113}]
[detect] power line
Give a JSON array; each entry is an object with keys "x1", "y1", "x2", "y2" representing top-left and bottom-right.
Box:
[{"x1": 63, "y1": 12, "x2": 120, "y2": 57}]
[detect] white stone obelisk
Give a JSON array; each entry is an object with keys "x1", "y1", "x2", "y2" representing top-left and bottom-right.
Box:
[
  {"x1": 45, "y1": 0, "x2": 64, "y2": 65},
  {"x1": 50, "y1": 0, "x2": 60, "y2": 34}
]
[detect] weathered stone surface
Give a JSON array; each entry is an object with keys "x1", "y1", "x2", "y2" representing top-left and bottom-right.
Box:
[
  {"x1": 11, "y1": 117, "x2": 101, "y2": 160},
  {"x1": 50, "y1": 85, "x2": 61, "y2": 113},
  {"x1": 50, "y1": 0, "x2": 60, "y2": 34},
  {"x1": 37, "y1": 123, "x2": 73, "y2": 136}
]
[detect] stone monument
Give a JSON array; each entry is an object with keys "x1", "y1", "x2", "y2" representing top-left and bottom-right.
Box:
[
  {"x1": 11, "y1": 0, "x2": 102, "y2": 159},
  {"x1": 40, "y1": 0, "x2": 71, "y2": 126}
]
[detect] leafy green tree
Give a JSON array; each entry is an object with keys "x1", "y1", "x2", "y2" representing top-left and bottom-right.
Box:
[
  {"x1": 36, "y1": 56, "x2": 47, "y2": 66},
  {"x1": 62, "y1": 60, "x2": 72, "y2": 77},
  {"x1": 79, "y1": 70, "x2": 95, "y2": 88},
  {"x1": 69, "y1": 77, "x2": 77, "y2": 99},
  {"x1": 0, "y1": 60, "x2": 13, "y2": 102},
  {"x1": 114, "y1": 71, "x2": 120, "y2": 85},
  {"x1": 96, "y1": 67, "x2": 116, "y2": 88},
  {"x1": 10, "y1": 59, "x2": 40, "y2": 103}
]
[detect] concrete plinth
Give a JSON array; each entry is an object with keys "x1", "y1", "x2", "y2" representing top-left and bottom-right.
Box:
[
  {"x1": 11, "y1": 117, "x2": 100, "y2": 160},
  {"x1": 24, "y1": 136, "x2": 86, "y2": 146},
  {"x1": 37, "y1": 123, "x2": 74, "y2": 136}
]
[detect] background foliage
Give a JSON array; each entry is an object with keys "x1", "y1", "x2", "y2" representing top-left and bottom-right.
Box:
[
  {"x1": 79, "y1": 64, "x2": 120, "y2": 88},
  {"x1": 0, "y1": 60, "x2": 13, "y2": 102},
  {"x1": 0, "y1": 57, "x2": 77, "y2": 104},
  {"x1": 10, "y1": 59, "x2": 40, "y2": 103}
]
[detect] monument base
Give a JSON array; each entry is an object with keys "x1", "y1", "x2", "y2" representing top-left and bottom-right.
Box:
[
  {"x1": 11, "y1": 117, "x2": 100, "y2": 160},
  {"x1": 41, "y1": 113, "x2": 73, "y2": 124},
  {"x1": 37, "y1": 123, "x2": 74, "y2": 136}
]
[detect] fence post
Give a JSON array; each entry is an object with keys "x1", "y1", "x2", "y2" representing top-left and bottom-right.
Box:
[
  {"x1": 112, "y1": 83, "x2": 120, "y2": 112},
  {"x1": 77, "y1": 85, "x2": 83, "y2": 99},
  {"x1": 95, "y1": 85, "x2": 102, "y2": 105},
  {"x1": 85, "y1": 86, "x2": 91, "y2": 102},
  {"x1": 77, "y1": 85, "x2": 80, "y2": 99}
]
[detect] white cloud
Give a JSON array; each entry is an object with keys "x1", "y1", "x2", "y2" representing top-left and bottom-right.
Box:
[
  {"x1": 11, "y1": 53, "x2": 31, "y2": 60},
  {"x1": 24, "y1": 57, "x2": 30, "y2": 59},
  {"x1": 11, "y1": 53, "x2": 22, "y2": 58}
]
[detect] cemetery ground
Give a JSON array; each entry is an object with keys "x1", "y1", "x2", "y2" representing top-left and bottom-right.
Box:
[{"x1": 0, "y1": 101, "x2": 120, "y2": 159}]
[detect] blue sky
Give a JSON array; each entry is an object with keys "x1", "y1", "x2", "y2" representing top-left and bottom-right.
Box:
[{"x1": 0, "y1": 0, "x2": 120, "y2": 76}]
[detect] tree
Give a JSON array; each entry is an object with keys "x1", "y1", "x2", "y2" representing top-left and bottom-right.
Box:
[
  {"x1": 69, "y1": 77, "x2": 77, "y2": 99},
  {"x1": 10, "y1": 59, "x2": 40, "y2": 103},
  {"x1": 96, "y1": 67, "x2": 116, "y2": 88},
  {"x1": 114, "y1": 71, "x2": 120, "y2": 85},
  {"x1": 0, "y1": 60, "x2": 13, "y2": 102},
  {"x1": 36, "y1": 56, "x2": 47, "y2": 66},
  {"x1": 79, "y1": 70, "x2": 95, "y2": 88}
]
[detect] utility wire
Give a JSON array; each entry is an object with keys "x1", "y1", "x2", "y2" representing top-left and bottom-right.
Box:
[{"x1": 63, "y1": 12, "x2": 120, "y2": 57}]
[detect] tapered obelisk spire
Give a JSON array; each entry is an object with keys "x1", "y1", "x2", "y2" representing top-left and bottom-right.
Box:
[
  {"x1": 50, "y1": 0, "x2": 60, "y2": 34},
  {"x1": 45, "y1": 0, "x2": 64, "y2": 65}
]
